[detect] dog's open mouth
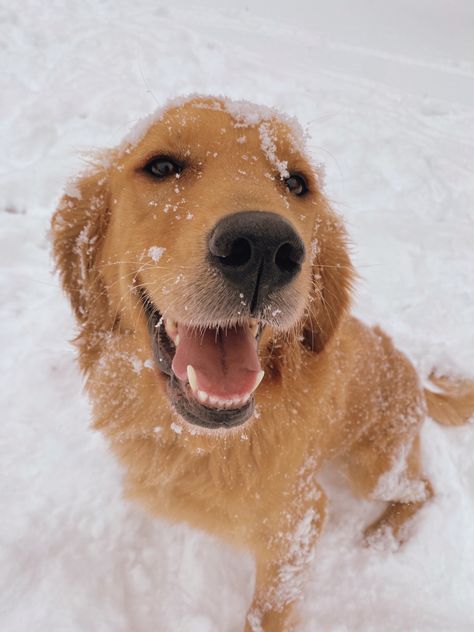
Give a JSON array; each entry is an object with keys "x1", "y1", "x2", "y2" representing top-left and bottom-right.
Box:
[{"x1": 140, "y1": 289, "x2": 264, "y2": 429}]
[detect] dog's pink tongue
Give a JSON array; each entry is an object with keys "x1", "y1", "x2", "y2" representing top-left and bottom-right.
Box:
[{"x1": 172, "y1": 325, "x2": 261, "y2": 397}]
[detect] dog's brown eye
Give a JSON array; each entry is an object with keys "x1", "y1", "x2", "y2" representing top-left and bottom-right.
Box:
[
  {"x1": 285, "y1": 174, "x2": 308, "y2": 196},
  {"x1": 145, "y1": 156, "x2": 182, "y2": 179}
]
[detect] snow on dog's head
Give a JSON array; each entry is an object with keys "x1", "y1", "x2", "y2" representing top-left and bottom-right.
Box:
[{"x1": 52, "y1": 95, "x2": 354, "y2": 430}]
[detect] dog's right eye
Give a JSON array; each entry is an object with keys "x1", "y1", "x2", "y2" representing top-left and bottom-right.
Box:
[{"x1": 144, "y1": 156, "x2": 183, "y2": 179}]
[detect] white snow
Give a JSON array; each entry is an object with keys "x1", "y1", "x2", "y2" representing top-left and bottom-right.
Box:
[
  {"x1": 170, "y1": 422, "x2": 183, "y2": 435},
  {"x1": 1, "y1": 1, "x2": 474, "y2": 631},
  {"x1": 258, "y1": 121, "x2": 290, "y2": 180},
  {"x1": 369, "y1": 436, "x2": 429, "y2": 505},
  {"x1": 147, "y1": 245, "x2": 166, "y2": 263}
]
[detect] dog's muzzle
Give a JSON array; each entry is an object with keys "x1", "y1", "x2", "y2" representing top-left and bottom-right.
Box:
[{"x1": 139, "y1": 211, "x2": 304, "y2": 430}]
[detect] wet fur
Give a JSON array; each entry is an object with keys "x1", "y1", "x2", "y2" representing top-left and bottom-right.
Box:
[{"x1": 51, "y1": 97, "x2": 474, "y2": 631}]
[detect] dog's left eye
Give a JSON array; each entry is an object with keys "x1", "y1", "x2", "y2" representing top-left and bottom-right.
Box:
[
  {"x1": 285, "y1": 174, "x2": 308, "y2": 196},
  {"x1": 144, "y1": 156, "x2": 183, "y2": 179}
]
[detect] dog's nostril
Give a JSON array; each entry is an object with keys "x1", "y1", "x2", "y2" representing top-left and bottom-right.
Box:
[
  {"x1": 275, "y1": 242, "x2": 302, "y2": 274},
  {"x1": 219, "y1": 238, "x2": 252, "y2": 268}
]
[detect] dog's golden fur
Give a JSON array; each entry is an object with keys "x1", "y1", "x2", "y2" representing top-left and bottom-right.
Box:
[{"x1": 52, "y1": 97, "x2": 474, "y2": 631}]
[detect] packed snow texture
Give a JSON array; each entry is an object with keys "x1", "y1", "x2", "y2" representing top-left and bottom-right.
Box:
[{"x1": 1, "y1": 1, "x2": 474, "y2": 631}]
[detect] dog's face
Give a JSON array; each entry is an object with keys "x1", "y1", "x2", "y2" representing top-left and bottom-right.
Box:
[{"x1": 53, "y1": 97, "x2": 353, "y2": 430}]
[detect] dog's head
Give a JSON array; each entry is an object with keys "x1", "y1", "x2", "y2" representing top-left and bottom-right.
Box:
[{"x1": 52, "y1": 96, "x2": 353, "y2": 430}]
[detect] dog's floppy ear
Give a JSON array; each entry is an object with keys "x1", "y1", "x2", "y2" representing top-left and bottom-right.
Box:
[
  {"x1": 301, "y1": 200, "x2": 355, "y2": 352},
  {"x1": 51, "y1": 162, "x2": 112, "y2": 336}
]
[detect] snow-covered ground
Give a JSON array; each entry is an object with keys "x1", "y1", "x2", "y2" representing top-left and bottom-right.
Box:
[{"x1": 1, "y1": 1, "x2": 473, "y2": 630}]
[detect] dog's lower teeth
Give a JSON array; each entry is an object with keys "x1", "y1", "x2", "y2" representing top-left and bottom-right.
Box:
[
  {"x1": 198, "y1": 390, "x2": 208, "y2": 403},
  {"x1": 186, "y1": 375, "x2": 255, "y2": 409},
  {"x1": 195, "y1": 394, "x2": 249, "y2": 409}
]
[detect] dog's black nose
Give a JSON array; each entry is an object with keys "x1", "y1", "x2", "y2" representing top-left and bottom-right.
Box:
[{"x1": 208, "y1": 211, "x2": 305, "y2": 313}]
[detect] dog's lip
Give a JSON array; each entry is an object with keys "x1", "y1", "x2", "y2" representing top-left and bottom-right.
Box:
[
  {"x1": 168, "y1": 374, "x2": 256, "y2": 429},
  {"x1": 138, "y1": 288, "x2": 263, "y2": 428}
]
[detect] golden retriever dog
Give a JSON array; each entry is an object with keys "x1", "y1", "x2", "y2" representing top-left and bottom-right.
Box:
[{"x1": 52, "y1": 96, "x2": 474, "y2": 631}]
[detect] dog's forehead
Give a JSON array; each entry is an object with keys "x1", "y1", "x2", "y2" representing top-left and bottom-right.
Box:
[{"x1": 129, "y1": 98, "x2": 305, "y2": 163}]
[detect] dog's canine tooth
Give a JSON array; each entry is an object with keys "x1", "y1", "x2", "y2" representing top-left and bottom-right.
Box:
[
  {"x1": 251, "y1": 370, "x2": 265, "y2": 393},
  {"x1": 187, "y1": 365, "x2": 198, "y2": 393},
  {"x1": 198, "y1": 390, "x2": 209, "y2": 403},
  {"x1": 166, "y1": 318, "x2": 177, "y2": 334},
  {"x1": 249, "y1": 319, "x2": 259, "y2": 337},
  {"x1": 174, "y1": 334, "x2": 180, "y2": 347}
]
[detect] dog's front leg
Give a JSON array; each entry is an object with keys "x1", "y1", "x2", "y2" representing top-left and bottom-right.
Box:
[{"x1": 244, "y1": 484, "x2": 327, "y2": 632}]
